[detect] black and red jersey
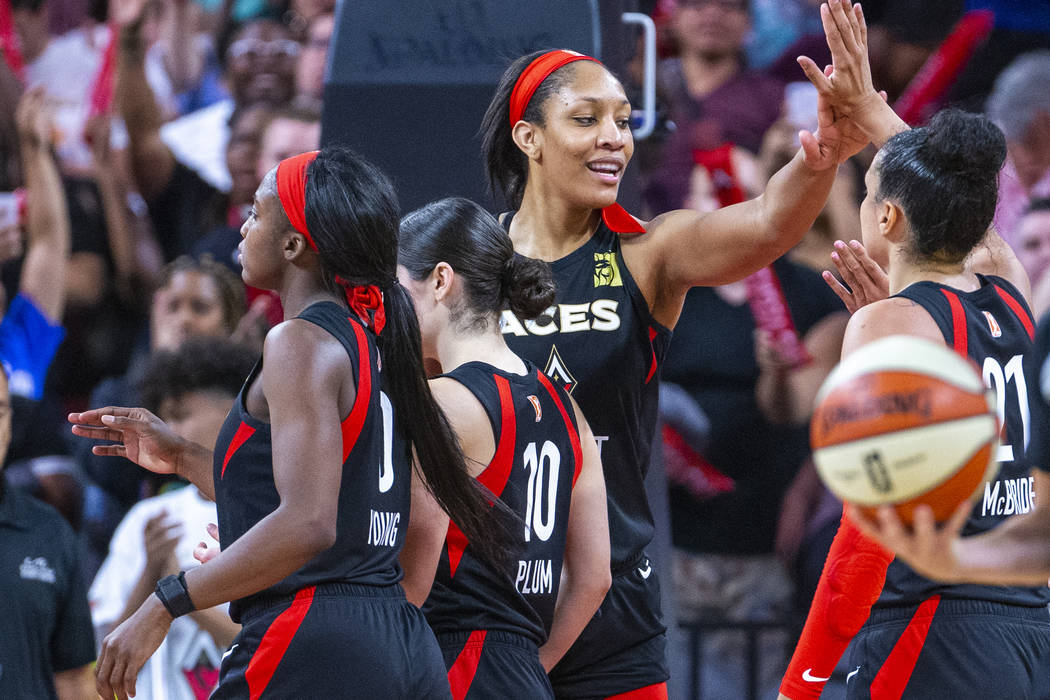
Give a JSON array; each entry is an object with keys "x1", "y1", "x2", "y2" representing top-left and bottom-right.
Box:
[
  {"x1": 423, "y1": 360, "x2": 583, "y2": 645},
  {"x1": 882, "y1": 274, "x2": 1050, "y2": 607},
  {"x1": 501, "y1": 209, "x2": 671, "y2": 571},
  {"x1": 213, "y1": 301, "x2": 412, "y2": 622}
]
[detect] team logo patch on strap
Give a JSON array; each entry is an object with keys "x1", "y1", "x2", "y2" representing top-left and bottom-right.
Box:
[{"x1": 594, "y1": 252, "x2": 622, "y2": 287}]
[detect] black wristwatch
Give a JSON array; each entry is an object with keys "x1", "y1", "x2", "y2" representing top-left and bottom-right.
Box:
[{"x1": 155, "y1": 571, "x2": 196, "y2": 618}]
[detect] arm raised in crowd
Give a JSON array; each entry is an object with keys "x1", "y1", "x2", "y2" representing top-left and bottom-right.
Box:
[
  {"x1": 17, "y1": 88, "x2": 70, "y2": 323},
  {"x1": 114, "y1": 0, "x2": 176, "y2": 200}
]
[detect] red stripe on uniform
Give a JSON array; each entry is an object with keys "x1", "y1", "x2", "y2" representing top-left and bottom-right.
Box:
[
  {"x1": 244, "y1": 586, "x2": 316, "y2": 700},
  {"x1": 535, "y1": 370, "x2": 584, "y2": 486},
  {"x1": 447, "y1": 630, "x2": 487, "y2": 700},
  {"x1": 994, "y1": 285, "x2": 1035, "y2": 340},
  {"x1": 605, "y1": 682, "x2": 670, "y2": 699},
  {"x1": 477, "y1": 375, "x2": 516, "y2": 498},
  {"x1": 940, "y1": 290, "x2": 968, "y2": 356},
  {"x1": 645, "y1": 326, "x2": 658, "y2": 384},
  {"x1": 446, "y1": 375, "x2": 518, "y2": 578},
  {"x1": 868, "y1": 595, "x2": 941, "y2": 700},
  {"x1": 340, "y1": 319, "x2": 372, "y2": 462},
  {"x1": 221, "y1": 421, "x2": 255, "y2": 479}
]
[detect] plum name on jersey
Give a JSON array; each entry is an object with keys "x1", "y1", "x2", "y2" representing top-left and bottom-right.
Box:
[
  {"x1": 515, "y1": 558, "x2": 553, "y2": 595},
  {"x1": 367, "y1": 509, "x2": 400, "y2": 547},
  {"x1": 501, "y1": 300, "x2": 621, "y2": 337},
  {"x1": 982, "y1": 476, "x2": 1035, "y2": 517}
]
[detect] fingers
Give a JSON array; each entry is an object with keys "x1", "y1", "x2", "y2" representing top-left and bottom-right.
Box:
[
  {"x1": 95, "y1": 642, "x2": 115, "y2": 699},
  {"x1": 855, "y1": 2, "x2": 868, "y2": 47},
  {"x1": 797, "y1": 55, "x2": 832, "y2": 93},
  {"x1": 206, "y1": 522, "x2": 219, "y2": 541},
  {"x1": 946, "y1": 498, "x2": 972, "y2": 537},
  {"x1": 819, "y1": 2, "x2": 846, "y2": 61},
  {"x1": 193, "y1": 541, "x2": 210, "y2": 563},
  {"x1": 828, "y1": 0, "x2": 860, "y2": 58},
  {"x1": 822, "y1": 270, "x2": 859, "y2": 313},
  {"x1": 92, "y1": 444, "x2": 129, "y2": 458}
]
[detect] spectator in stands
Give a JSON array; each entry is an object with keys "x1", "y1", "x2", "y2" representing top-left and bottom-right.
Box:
[
  {"x1": 1016, "y1": 198, "x2": 1050, "y2": 318},
  {"x1": 659, "y1": 0, "x2": 783, "y2": 154},
  {"x1": 90, "y1": 337, "x2": 254, "y2": 700},
  {"x1": 113, "y1": 0, "x2": 296, "y2": 206},
  {"x1": 13, "y1": 0, "x2": 176, "y2": 173},
  {"x1": 293, "y1": 11, "x2": 332, "y2": 108},
  {"x1": 988, "y1": 51, "x2": 1050, "y2": 245},
  {"x1": 0, "y1": 364, "x2": 96, "y2": 700},
  {"x1": 192, "y1": 103, "x2": 320, "y2": 273},
  {"x1": 78, "y1": 256, "x2": 244, "y2": 521},
  {"x1": 643, "y1": 0, "x2": 783, "y2": 214},
  {"x1": 0, "y1": 88, "x2": 70, "y2": 401}
]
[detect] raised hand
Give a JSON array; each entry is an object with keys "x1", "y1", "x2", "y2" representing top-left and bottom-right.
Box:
[
  {"x1": 110, "y1": 0, "x2": 151, "y2": 29},
  {"x1": 15, "y1": 87, "x2": 53, "y2": 150},
  {"x1": 822, "y1": 239, "x2": 889, "y2": 312},
  {"x1": 69, "y1": 407, "x2": 186, "y2": 477},
  {"x1": 796, "y1": 0, "x2": 888, "y2": 168}
]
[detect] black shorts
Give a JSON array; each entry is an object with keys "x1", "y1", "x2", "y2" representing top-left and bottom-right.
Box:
[
  {"x1": 549, "y1": 554, "x2": 669, "y2": 699},
  {"x1": 212, "y1": 582, "x2": 450, "y2": 699},
  {"x1": 437, "y1": 629, "x2": 552, "y2": 700},
  {"x1": 847, "y1": 598, "x2": 1050, "y2": 700}
]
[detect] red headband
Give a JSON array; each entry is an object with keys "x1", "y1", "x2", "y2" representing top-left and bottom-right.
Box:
[
  {"x1": 509, "y1": 50, "x2": 602, "y2": 127},
  {"x1": 276, "y1": 150, "x2": 320, "y2": 249}
]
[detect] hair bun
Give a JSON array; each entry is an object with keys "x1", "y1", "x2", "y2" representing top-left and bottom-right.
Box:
[
  {"x1": 503, "y1": 255, "x2": 556, "y2": 321},
  {"x1": 924, "y1": 109, "x2": 1006, "y2": 178}
]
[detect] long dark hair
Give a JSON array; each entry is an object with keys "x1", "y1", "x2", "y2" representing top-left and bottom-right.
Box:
[
  {"x1": 301, "y1": 148, "x2": 507, "y2": 564},
  {"x1": 480, "y1": 50, "x2": 613, "y2": 209},
  {"x1": 399, "y1": 197, "x2": 556, "y2": 327},
  {"x1": 876, "y1": 109, "x2": 1006, "y2": 265}
]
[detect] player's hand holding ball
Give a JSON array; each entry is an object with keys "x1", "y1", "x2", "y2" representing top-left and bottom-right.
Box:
[{"x1": 811, "y1": 335, "x2": 998, "y2": 526}]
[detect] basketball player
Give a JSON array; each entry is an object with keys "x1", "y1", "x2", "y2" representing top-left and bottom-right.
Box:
[
  {"x1": 851, "y1": 313, "x2": 1050, "y2": 597},
  {"x1": 479, "y1": 1, "x2": 875, "y2": 695},
  {"x1": 777, "y1": 8, "x2": 1050, "y2": 697},
  {"x1": 396, "y1": 197, "x2": 612, "y2": 699},
  {"x1": 69, "y1": 148, "x2": 507, "y2": 700}
]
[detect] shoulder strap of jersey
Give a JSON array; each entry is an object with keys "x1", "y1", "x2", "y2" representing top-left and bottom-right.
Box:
[
  {"x1": 894, "y1": 284, "x2": 964, "y2": 355},
  {"x1": 983, "y1": 274, "x2": 1036, "y2": 340},
  {"x1": 295, "y1": 301, "x2": 374, "y2": 463}
]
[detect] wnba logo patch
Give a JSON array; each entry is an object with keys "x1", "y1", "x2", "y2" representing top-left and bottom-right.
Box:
[
  {"x1": 527, "y1": 395, "x2": 542, "y2": 421},
  {"x1": 983, "y1": 311, "x2": 1002, "y2": 337},
  {"x1": 593, "y1": 252, "x2": 622, "y2": 287}
]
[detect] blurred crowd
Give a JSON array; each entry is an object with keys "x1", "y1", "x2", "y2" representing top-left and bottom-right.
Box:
[{"x1": 2, "y1": 0, "x2": 1050, "y2": 697}]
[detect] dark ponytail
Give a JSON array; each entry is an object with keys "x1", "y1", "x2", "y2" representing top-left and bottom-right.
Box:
[
  {"x1": 400, "y1": 197, "x2": 556, "y2": 327},
  {"x1": 481, "y1": 50, "x2": 593, "y2": 209},
  {"x1": 302, "y1": 149, "x2": 509, "y2": 565},
  {"x1": 876, "y1": 108, "x2": 1006, "y2": 264}
]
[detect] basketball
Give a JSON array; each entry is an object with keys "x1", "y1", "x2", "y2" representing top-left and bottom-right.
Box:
[{"x1": 811, "y1": 335, "x2": 999, "y2": 525}]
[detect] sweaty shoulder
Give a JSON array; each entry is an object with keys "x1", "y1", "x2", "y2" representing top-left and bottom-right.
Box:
[
  {"x1": 261, "y1": 318, "x2": 353, "y2": 398},
  {"x1": 842, "y1": 297, "x2": 944, "y2": 358},
  {"x1": 429, "y1": 375, "x2": 493, "y2": 476}
]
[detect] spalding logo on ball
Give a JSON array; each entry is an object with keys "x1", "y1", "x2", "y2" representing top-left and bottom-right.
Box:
[{"x1": 812, "y1": 335, "x2": 999, "y2": 525}]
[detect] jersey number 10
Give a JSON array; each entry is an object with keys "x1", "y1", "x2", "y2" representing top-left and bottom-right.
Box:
[{"x1": 523, "y1": 440, "x2": 561, "y2": 542}]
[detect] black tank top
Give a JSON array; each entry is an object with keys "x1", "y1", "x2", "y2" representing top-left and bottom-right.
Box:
[
  {"x1": 213, "y1": 301, "x2": 412, "y2": 622},
  {"x1": 423, "y1": 361, "x2": 582, "y2": 645},
  {"x1": 878, "y1": 275, "x2": 1049, "y2": 607},
  {"x1": 501, "y1": 210, "x2": 671, "y2": 570}
]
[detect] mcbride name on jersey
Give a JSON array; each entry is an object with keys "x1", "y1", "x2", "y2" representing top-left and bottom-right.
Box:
[
  {"x1": 882, "y1": 275, "x2": 1048, "y2": 607},
  {"x1": 501, "y1": 211, "x2": 671, "y2": 570}
]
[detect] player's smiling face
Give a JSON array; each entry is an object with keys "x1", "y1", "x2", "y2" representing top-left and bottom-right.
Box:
[{"x1": 534, "y1": 62, "x2": 634, "y2": 209}]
